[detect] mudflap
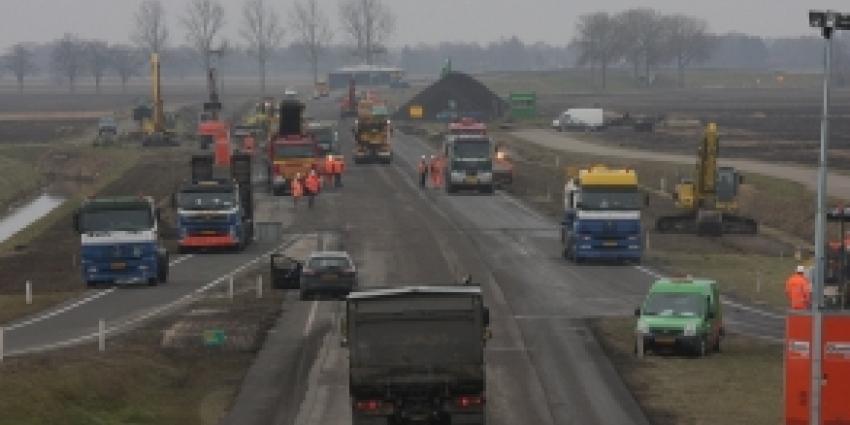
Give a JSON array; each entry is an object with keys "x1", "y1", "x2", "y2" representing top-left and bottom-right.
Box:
[{"x1": 157, "y1": 249, "x2": 169, "y2": 284}]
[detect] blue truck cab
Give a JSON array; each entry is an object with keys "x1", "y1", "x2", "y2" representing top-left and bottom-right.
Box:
[
  {"x1": 561, "y1": 166, "x2": 644, "y2": 263},
  {"x1": 175, "y1": 180, "x2": 251, "y2": 252},
  {"x1": 74, "y1": 196, "x2": 169, "y2": 286}
]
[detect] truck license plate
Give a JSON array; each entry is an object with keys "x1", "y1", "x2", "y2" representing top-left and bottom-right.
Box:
[
  {"x1": 111, "y1": 262, "x2": 126, "y2": 270},
  {"x1": 201, "y1": 230, "x2": 217, "y2": 235},
  {"x1": 603, "y1": 241, "x2": 618, "y2": 247},
  {"x1": 321, "y1": 273, "x2": 338, "y2": 281},
  {"x1": 655, "y1": 336, "x2": 675, "y2": 345},
  {"x1": 465, "y1": 176, "x2": 478, "y2": 184}
]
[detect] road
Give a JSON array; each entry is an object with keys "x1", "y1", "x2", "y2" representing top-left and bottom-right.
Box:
[
  {"x1": 512, "y1": 128, "x2": 850, "y2": 200},
  {"x1": 223, "y1": 99, "x2": 788, "y2": 425}
]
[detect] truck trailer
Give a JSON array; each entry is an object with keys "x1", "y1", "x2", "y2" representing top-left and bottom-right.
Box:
[{"x1": 346, "y1": 286, "x2": 489, "y2": 425}]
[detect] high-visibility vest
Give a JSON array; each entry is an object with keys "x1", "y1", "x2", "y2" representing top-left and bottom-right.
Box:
[
  {"x1": 785, "y1": 274, "x2": 811, "y2": 310},
  {"x1": 291, "y1": 179, "x2": 303, "y2": 197},
  {"x1": 306, "y1": 175, "x2": 320, "y2": 193},
  {"x1": 333, "y1": 159, "x2": 345, "y2": 174},
  {"x1": 323, "y1": 159, "x2": 334, "y2": 174}
]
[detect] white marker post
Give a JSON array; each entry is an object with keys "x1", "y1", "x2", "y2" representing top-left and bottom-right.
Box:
[
  {"x1": 256, "y1": 275, "x2": 263, "y2": 299},
  {"x1": 228, "y1": 276, "x2": 235, "y2": 300},
  {"x1": 25, "y1": 280, "x2": 31, "y2": 305},
  {"x1": 0, "y1": 326, "x2": 4, "y2": 362},
  {"x1": 636, "y1": 331, "x2": 644, "y2": 359},
  {"x1": 98, "y1": 319, "x2": 106, "y2": 352}
]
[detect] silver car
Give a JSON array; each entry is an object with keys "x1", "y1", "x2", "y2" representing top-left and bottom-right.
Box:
[{"x1": 300, "y1": 251, "x2": 357, "y2": 300}]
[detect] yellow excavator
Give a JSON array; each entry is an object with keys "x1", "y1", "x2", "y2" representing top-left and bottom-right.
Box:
[
  {"x1": 656, "y1": 123, "x2": 757, "y2": 236},
  {"x1": 138, "y1": 53, "x2": 177, "y2": 146}
]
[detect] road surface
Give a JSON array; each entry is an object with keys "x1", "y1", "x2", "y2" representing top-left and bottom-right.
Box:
[{"x1": 512, "y1": 128, "x2": 850, "y2": 200}]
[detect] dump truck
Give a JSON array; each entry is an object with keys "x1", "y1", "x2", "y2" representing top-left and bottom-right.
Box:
[
  {"x1": 174, "y1": 153, "x2": 254, "y2": 252},
  {"x1": 346, "y1": 285, "x2": 489, "y2": 425},
  {"x1": 306, "y1": 121, "x2": 338, "y2": 155},
  {"x1": 561, "y1": 165, "x2": 645, "y2": 263},
  {"x1": 268, "y1": 99, "x2": 319, "y2": 195},
  {"x1": 74, "y1": 196, "x2": 169, "y2": 287},
  {"x1": 354, "y1": 99, "x2": 392, "y2": 164},
  {"x1": 443, "y1": 133, "x2": 494, "y2": 194},
  {"x1": 446, "y1": 118, "x2": 512, "y2": 189},
  {"x1": 656, "y1": 123, "x2": 757, "y2": 236}
]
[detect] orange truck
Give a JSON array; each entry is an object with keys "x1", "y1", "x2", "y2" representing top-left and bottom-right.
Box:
[{"x1": 267, "y1": 98, "x2": 319, "y2": 195}]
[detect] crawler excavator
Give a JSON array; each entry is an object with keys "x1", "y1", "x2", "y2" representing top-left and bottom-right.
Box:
[
  {"x1": 141, "y1": 53, "x2": 177, "y2": 146},
  {"x1": 656, "y1": 123, "x2": 757, "y2": 236}
]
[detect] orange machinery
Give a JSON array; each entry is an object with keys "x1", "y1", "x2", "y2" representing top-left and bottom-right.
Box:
[
  {"x1": 785, "y1": 312, "x2": 850, "y2": 424},
  {"x1": 198, "y1": 120, "x2": 230, "y2": 167}
]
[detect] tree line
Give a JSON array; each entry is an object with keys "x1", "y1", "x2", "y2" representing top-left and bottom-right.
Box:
[{"x1": 2, "y1": 0, "x2": 394, "y2": 94}]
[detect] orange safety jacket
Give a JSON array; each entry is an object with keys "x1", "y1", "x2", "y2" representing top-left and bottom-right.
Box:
[
  {"x1": 306, "y1": 175, "x2": 320, "y2": 194},
  {"x1": 785, "y1": 273, "x2": 812, "y2": 310},
  {"x1": 291, "y1": 179, "x2": 303, "y2": 197}
]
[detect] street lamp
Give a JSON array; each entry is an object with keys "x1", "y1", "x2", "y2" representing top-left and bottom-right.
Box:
[{"x1": 809, "y1": 9, "x2": 850, "y2": 425}]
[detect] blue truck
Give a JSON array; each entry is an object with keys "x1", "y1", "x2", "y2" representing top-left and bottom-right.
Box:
[
  {"x1": 561, "y1": 165, "x2": 644, "y2": 263},
  {"x1": 74, "y1": 196, "x2": 169, "y2": 286}
]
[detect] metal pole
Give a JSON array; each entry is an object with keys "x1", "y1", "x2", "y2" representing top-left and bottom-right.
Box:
[
  {"x1": 0, "y1": 326, "x2": 4, "y2": 362},
  {"x1": 812, "y1": 25, "x2": 833, "y2": 425}
]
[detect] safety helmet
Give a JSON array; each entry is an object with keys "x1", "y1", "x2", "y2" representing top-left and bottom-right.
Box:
[{"x1": 796, "y1": 265, "x2": 806, "y2": 273}]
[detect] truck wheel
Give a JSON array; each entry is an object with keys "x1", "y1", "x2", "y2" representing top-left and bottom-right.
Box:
[
  {"x1": 299, "y1": 289, "x2": 309, "y2": 301},
  {"x1": 714, "y1": 336, "x2": 722, "y2": 353},
  {"x1": 157, "y1": 252, "x2": 169, "y2": 284},
  {"x1": 481, "y1": 184, "x2": 494, "y2": 194},
  {"x1": 695, "y1": 337, "x2": 708, "y2": 357}
]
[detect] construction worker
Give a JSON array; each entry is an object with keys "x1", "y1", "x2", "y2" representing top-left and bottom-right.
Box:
[
  {"x1": 418, "y1": 155, "x2": 428, "y2": 188},
  {"x1": 332, "y1": 155, "x2": 345, "y2": 187},
  {"x1": 785, "y1": 265, "x2": 812, "y2": 310},
  {"x1": 429, "y1": 155, "x2": 439, "y2": 188},
  {"x1": 291, "y1": 173, "x2": 304, "y2": 207},
  {"x1": 323, "y1": 155, "x2": 335, "y2": 187},
  {"x1": 306, "y1": 170, "x2": 321, "y2": 208}
]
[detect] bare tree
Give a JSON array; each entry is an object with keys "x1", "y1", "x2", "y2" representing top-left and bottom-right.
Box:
[
  {"x1": 616, "y1": 9, "x2": 651, "y2": 81},
  {"x1": 665, "y1": 14, "x2": 712, "y2": 88},
  {"x1": 573, "y1": 12, "x2": 621, "y2": 89},
  {"x1": 3, "y1": 43, "x2": 37, "y2": 93},
  {"x1": 338, "y1": 0, "x2": 395, "y2": 65},
  {"x1": 86, "y1": 40, "x2": 111, "y2": 93},
  {"x1": 51, "y1": 34, "x2": 85, "y2": 93},
  {"x1": 182, "y1": 0, "x2": 226, "y2": 71},
  {"x1": 133, "y1": 0, "x2": 169, "y2": 54},
  {"x1": 623, "y1": 8, "x2": 669, "y2": 86},
  {"x1": 241, "y1": 0, "x2": 284, "y2": 95},
  {"x1": 291, "y1": 0, "x2": 333, "y2": 84},
  {"x1": 110, "y1": 45, "x2": 143, "y2": 93}
]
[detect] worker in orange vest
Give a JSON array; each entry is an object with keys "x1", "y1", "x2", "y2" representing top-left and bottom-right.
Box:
[
  {"x1": 332, "y1": 155, "x2": 345, "y2": 187},
  {"x1": 785, "y1": 265, "x2": 812, "y2": 310},
  {"x1": 322, "y1": 155, "x2": 335, "y2": 187},
  {"x1": 418, "y1": 155, "x2": 428, "y2": 188},
  {"x1": 291, "y1": 173, "x2": 304, "y2": 207},
  {"x1": 429, "y1": 155, "x2": 439, "y2": 188},
  {"x1": 306, "y1": 170, "x2": 321, "y2": 208}
]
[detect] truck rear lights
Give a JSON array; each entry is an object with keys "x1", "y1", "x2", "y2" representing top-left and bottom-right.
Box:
[
  {"x1": 455, "y1": 395, "x2": 484, "y2": 408},
  {"x1": 302, "y1": 268, "x2": 316, "y2": 276},
  {"x1": 355, "y1": 399, "x2": 384, "y2": 412}
]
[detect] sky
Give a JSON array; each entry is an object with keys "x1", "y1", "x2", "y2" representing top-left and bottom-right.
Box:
[{"x1": 0, "y1": 0, "x2": 847, "y2": 50}]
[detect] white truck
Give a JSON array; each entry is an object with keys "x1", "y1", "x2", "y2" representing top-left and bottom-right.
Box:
[{"x1": 556, "y1": 108, "x2": 604, "y2": 132}]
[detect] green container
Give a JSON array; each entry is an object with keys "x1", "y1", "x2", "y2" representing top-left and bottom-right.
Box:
[{"x1": 508, "y1": 91, "x2": 537, "y2": 120}]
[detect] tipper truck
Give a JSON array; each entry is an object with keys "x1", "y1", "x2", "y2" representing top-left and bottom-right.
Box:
[
  {"x1": 346, "y1": 286, "x2": 489, "y2": 425},
  {"x1": 444, "y1": 133, "x2": 494, "y2": 194},
  {"x1": 268, "y1": 98, "x2": 319, "y2": 195},
  {"x1": 353, "y1": 99, "x2": 392, "y2": 164},
  {"x1": 561, "y1": 165, "x2": 644, "y2": 263},
  {"x1": 74, "y1": 196, "x2": 169, "y2": 287},
  {"x1": 175, "y1": 153, "x2": 254, "y2": 252}
]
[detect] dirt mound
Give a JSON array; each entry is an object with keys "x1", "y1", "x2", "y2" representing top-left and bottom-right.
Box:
[{"x1": 394, "y1": 72, "x2": 505, "y2": 122}]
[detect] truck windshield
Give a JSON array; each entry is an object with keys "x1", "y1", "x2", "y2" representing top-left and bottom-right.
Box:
[
  {"x1": 80, "y1": 209, "x2": 152, "y2": 232},
  {"x1": 178, "y1": 192, "x2": 235, "y2": 210},
  {"x1": 353, "y1": 319, "x2": 480, "y2": 366},
  {"x1": 359, "y1": 121, "x2": 387, "y2": 133},
  {"x1": 581, "y1": 189, "x2": 641, "y2": 210},
  {"x1": 643, "y1": 293, "x2": 706, "y2": 317},
  {"x1": 275, "y1": 144, "x2": 315, "y2": 158},
  {"x1": 308, "y1": 128, "x2": 333, "y2": 143},
  {"x1": 453, "y1": 141, "x2": 490, "y2": 158}
]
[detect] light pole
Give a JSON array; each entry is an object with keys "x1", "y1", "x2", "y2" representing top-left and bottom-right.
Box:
[{"x1": 809, "y1": 10, "x2": 850, "y2": 425}]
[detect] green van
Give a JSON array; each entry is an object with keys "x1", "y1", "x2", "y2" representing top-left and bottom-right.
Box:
[{"x1": 635, "y1": 277, "x2": 724, "y2": 357}]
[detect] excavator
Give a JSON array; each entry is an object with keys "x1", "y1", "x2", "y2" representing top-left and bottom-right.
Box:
[
  {"x1": 656, "y1": 123, "x2": 757, "y2": 236},
  {"x1": 140, "y1": 53, "x2": 177, "y2": 146}
]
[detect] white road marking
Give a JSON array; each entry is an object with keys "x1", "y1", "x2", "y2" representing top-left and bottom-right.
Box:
[
  {"x1": 633, "y1": 265, "x2": 663, "y2": 279},
  {"x1": 303, "y1": 300, "x2": 319, "y2": 337},
  {"x1": 169, "y1": 254, "x2": 193, "y2": 266},
  {"x1": 5, "y1": 288, "x2": 117, "y2": 332}
]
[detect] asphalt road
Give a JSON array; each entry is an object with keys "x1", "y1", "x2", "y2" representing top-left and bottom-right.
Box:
[{"x1": 512, "y1": 128, "x2": 850, "y2": 200}]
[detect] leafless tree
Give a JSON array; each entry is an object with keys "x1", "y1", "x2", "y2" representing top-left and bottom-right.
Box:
[
  {"x1": 51, "y1": 34, "x2": 85, "y2": 93},
  {"x1": 616, "y1": 9, "x2": 650, "y2": 81},
  {"x1": 133, "y1": 0, "x2": 169, "y2": 54},
  {"x1": 182, "y1": 0, "x2": 226, "y2": 71},
  {"x1": 573, "y1": 12, "x2": 621, "y2": 89},
  {"x1": 3, "y1": 43, "x2": 37, "y2": 93},
  {"x1": 86, "y1": 40, "x2": 111, "y2": 93},
  {"x1": 665, "y1": 14, "x2": 712, "y2": 88},
  {"x1": 291, "y1": 0, "x2": 333, "y2": 84},
  {"x1": 241, "y1": 0, "x2": 284, "y2": 95},
  {"x1": 620, "y1": 8, "x2": 669, "y2": 86},
  {"x1": 110, "y1": 45, "x2": 144, "y2": 93},
  {"x1": 338, "y1": 0, "x2": 395, "y2": 65}
]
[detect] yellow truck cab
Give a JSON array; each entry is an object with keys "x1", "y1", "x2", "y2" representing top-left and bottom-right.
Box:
[{"x1": 635, "y1": 276, "x2": 724, "y2": 357}]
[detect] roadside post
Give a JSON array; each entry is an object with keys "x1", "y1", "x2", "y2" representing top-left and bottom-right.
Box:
[
  {"x1": 25, "y1": 280, "x2": 31, "y2": 305},
  {"x1": 256, "y1": 274, "x2": 263, "y2": 299},
  {"x1": 808, "y1": 10, "x2": 850, "y2": 424},
  {"x1": 0, "y1": 326, "x2": 4, "y2": 362},
  {"x1": 228, "y1": 276, "x2": 235, "y2": 300},
  {"x1": 98, "y1": 319, "x2": 106, "y2": 352}
]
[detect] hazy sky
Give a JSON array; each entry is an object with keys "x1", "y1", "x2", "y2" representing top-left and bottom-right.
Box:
[{"x1": 0, "y1": 0, "x2": 848, "y2": 50}]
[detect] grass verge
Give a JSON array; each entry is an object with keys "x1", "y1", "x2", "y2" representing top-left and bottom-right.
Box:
[{"x1": 590, "y1": 317, "x2": 782, "y2": 425}]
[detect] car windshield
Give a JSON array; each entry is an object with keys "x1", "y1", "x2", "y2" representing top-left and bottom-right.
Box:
[
  {"x1": 643, "y1": 293, "x2": 706, "y2": 317},
  {"x1": 309, "y1": 256, "x2": 352, "y2": 270},
  {"x1": 80, "y1": 208, "x2": 152, "y2": 232},
  {"x1": 275, "y1": 144, "x2": 315, "y2": 158},
  {"x1": 178, "y1": 192, "x2": 235, "y2": 210},
  {"x1": 453, "y1": 141, "x2": 490, "y2": 158},
  {"x1": 580, "y1": 189, "x2": 641, "y2": 210}
]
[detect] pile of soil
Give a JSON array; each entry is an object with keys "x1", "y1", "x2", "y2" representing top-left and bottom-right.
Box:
[{"x1": 394, "y1": 72, "x2": 505, "y2": 122}]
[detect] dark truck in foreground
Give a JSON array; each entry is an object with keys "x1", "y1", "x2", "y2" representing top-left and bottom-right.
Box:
[{"x1": 345, "y1": 286, "x2": 489, "y2": 425}]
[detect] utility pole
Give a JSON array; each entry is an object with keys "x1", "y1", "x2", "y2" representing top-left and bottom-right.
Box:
[{"x1": 809, "y1": 10, "x2": 850, "y2": 425}]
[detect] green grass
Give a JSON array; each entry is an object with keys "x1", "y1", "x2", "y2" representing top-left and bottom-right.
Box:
[
  {"x1": 0, "y1": 292, "x2": 82, "y2": 325},
  {"x1": 591, "y1": 317, "x2": 782, "y2": 425},
  {"x1": 0, "y1": 154, "x2": 44, "y2": 210}
]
